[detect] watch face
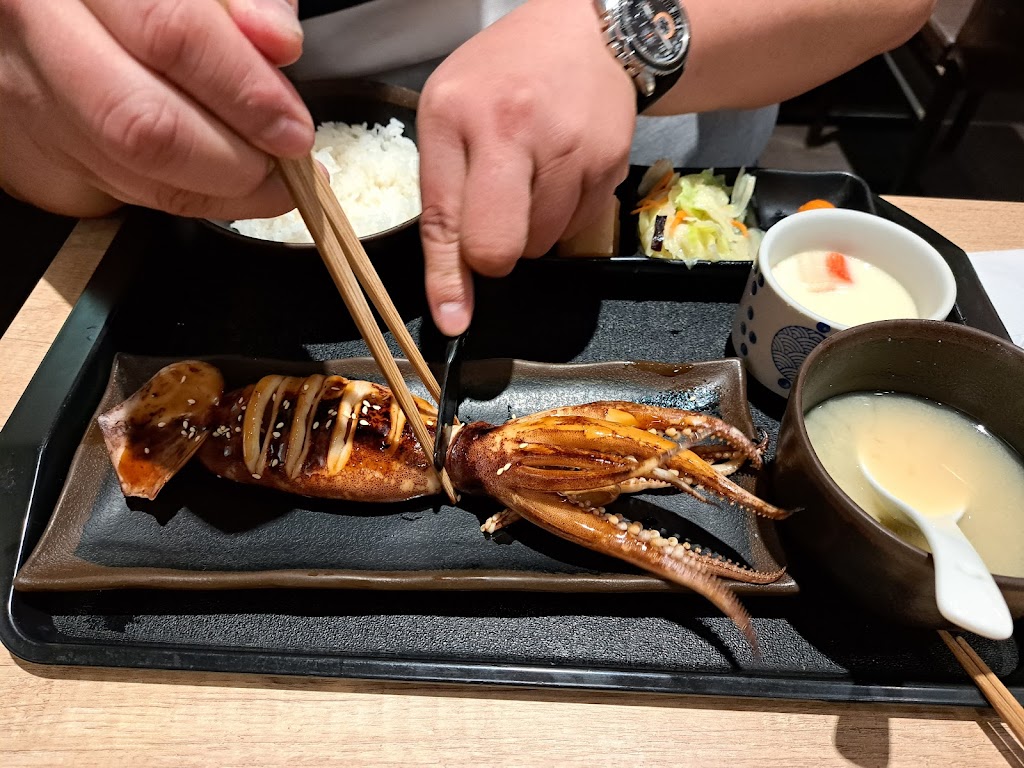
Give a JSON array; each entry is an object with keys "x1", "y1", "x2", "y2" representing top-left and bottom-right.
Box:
[{"x1": 620, "y1": 0, "x2": 688, "y2": 71}]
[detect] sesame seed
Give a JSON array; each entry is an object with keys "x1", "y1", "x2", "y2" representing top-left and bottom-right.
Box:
[
  {"x1": 144, "y1": 447, "x2": 150, "y2": 455},
  {"x1": 180, "y1": 375, "x2": 186, "y2": 384},
  {"x1": 519, "y1": 442, "x2": 528, "y2": 449},
  {"x1": 272, "y1": 431, "x2": 281, "y2": 438},
  {"x1": 157, "y1": 422, "x2": 166, "y2": 428},
  {"x1": 252, "y1": 473, "x2": 262, "y2": 480},
  {"x1": 272, "y1": 393, "x2": 276, "y2": 401},
  {"x1": 237, "y1": 414, "x2": 243, "y2": 422},
  {"x1": 241, "y1": 405, "x2": 246, "y2": 411},
  {"x1": 502, "y1": 462, "x2": 512, "y2": 472},
  {"x1": 235, "y1": 427, "x2": 241, "y2": 433},
  {"x1": 238, "y1": 397, "x2": 244, "y2": 404},
  {"x1": 325, "y1": 419, "x2": 333, "y2": 429},
  {"x1": 271, "y1": 458, "x2": 279, "y2": 467},
  {"x1": 312, "y1": 421, "x2": 319, "y2": 430},
  {"x1": 275, "y1": 422, "x2": 284, "y2": 429},
  {"x1": 187, "y1": 398, "x2": 196, "y2": 405},
  {"x1": 362, "y1": 400, "x2": 370, "y2": 407},
  {"x1": 180, "y1": 430, "x2": 188, "y2": 437},
  {"x1": 194, "y1": 434, "x2": 202, "y2": 442},
  {"x1": 496, "y1": 467, "x2": 505, "y2": 475},
  {"x1": 282, "y1": 400, "x2": 290, "y2": 410},
  {"x1": 358, "y1": 419, "x2": 369, "y2": 426},
  {"x1": 302, "y1": 384, "x2": 309, "y2": 391},
  {"x1": 328, "y1": 409, "x2": 337, "y2": 417},
  {"x1": 223, "y1": 448, "x2": 231, "y2": 457},
  {"x1": 372, "y1": 404, "x2": 381, "y2": 410},
  {"x1": 182, "y1": 420, "x2": 189, "y2": 429},
  {"x1": 361, "y1": 406, "x2": 369, "y2": 414}
]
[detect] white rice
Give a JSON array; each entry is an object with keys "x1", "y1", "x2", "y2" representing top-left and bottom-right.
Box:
[{"x1": 230, "y1": 119, "x2": 420, "y2": 243}]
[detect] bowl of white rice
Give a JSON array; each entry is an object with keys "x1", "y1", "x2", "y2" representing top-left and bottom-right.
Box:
[{"x1": 202, "y1": 79, "x2": 422, "y2": 248}]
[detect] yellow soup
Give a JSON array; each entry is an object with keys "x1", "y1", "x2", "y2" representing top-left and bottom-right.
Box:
[{"x1": 804, "y1": 391, "x2": 1024, "y2": 578}]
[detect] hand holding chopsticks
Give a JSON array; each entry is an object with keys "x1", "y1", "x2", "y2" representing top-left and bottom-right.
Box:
[
  {"x1": 938, "y1": 630, "x2": 1024, "y2": 745},
  {"x1": 277, "y1": 154, "x2": 457, "y2": 504}
]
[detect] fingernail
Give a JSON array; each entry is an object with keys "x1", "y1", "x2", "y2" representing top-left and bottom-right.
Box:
[
  {"x1": 436, "y1": 301, "x2": 470, "y2": 336},
  {"x1": 261, "y1": 114, "x2": 314, "y2": 157},
  {"x1": 246, "y1": 0, "x2": 303, "y2": 40}
]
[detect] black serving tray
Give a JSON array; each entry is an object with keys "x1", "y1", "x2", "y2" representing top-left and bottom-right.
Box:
[{"x1": 1, "y1": 172, "x2": 1019, "y2": 706}]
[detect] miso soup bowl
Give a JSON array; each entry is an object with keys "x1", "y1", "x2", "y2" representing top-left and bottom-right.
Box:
[
  {"x1": 732, "y1": 209, "x2": 957, "y2": 398},
  {"x1": 774, "y1": 319, "x2": 1024, "y2": 628}
]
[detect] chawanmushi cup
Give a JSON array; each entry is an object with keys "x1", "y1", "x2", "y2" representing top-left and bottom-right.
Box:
[{"x1": 731, "y1": 208, "x2": 957, "y2": 398}]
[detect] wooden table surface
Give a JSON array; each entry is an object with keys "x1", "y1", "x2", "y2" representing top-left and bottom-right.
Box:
[{"x1": 2, "y1": 197, "x2": 1023, "y2": 767}]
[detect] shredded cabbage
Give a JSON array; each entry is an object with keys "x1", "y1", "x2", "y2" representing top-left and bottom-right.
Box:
[{"x1": 636, "y1": 167, "x2": 760, "y2": 266}]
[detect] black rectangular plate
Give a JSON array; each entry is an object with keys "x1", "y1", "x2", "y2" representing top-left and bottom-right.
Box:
[
  {"x1": 0, "y1": 171, "x2": 1018, "y2": 706},
  {"x1": 14, "y1": 353, "x2": 792, "y2": 595}
]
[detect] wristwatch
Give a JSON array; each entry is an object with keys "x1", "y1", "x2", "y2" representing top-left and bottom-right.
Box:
[{"x1": 593, "y1": 0, "x2": 691, "y2": 113}]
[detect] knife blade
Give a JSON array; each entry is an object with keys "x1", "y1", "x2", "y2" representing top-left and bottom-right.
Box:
[{"x1": 433, "y1": 332, "x2": 466, "y2": 472}]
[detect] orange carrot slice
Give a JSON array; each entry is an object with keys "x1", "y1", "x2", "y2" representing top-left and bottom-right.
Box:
[
  {"x1": 798, "y1": 199, "x2": 836, "y2": 212},
  {"x1": 631, "y1": 196, "x2": 668, "y2": 215},
  {"x1": 826, "y1": 251, "x2": 853, "y2": 283}
]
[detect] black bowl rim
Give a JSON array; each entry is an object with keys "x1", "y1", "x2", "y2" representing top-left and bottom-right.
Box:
[{"x1": 788, "y1": 317, "x2": 1024, "y2": 586}]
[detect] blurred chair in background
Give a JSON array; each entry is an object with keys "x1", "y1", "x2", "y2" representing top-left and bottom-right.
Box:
[
  {"x1": 806, "y1": 0, "x2": 1024, "y2": 193},
  {"x1": 894, "y1": 0, "x2": 1024, "y2": 191}
]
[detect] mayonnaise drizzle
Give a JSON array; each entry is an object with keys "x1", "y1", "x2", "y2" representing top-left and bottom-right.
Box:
[
  {"x1": 327, "y1": 379, "x2": 376, "y2": 474},
  {"x1": 285, "y1": 374, "x2": 325, "y2": 480},
  {"x1": 243, "y1": 376, "x2": 283, "y2": 474}
]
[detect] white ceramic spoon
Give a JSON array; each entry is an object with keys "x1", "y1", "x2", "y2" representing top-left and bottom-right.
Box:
[{"x1": 860, "y1": 458, "x2": 1013, "y2": 641}]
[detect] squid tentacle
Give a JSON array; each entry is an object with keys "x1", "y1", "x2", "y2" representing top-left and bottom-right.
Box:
[{"x1": 499, "y1": 488, "x2": 759, "y2": 650}]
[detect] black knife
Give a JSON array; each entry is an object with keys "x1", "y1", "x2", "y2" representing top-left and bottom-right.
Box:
[{"x1": 433, "y1": 332, "x2": 466, "y2": 472}]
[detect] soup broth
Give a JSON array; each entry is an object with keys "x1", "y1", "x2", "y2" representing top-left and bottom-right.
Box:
[{"x1": 804, "y1": 391, "x2": 1024, "y2": 578}]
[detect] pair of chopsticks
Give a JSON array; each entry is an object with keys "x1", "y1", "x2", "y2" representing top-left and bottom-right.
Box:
[
  {"x1": 938, "y1": 630, "x2": 1024, "y2": 743},
  {"x1": 277, "y1": 155, "x2": 457, "y2": 503}
]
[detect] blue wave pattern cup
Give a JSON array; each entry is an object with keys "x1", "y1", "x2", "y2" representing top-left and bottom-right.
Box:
[{"x1": 732, "y1": 209, "x2": 957, "y2": 398}]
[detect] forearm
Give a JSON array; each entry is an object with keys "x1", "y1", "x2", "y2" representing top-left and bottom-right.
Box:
[{"x1": 651, "y1": 0, "x2": 935, "y2": 115}]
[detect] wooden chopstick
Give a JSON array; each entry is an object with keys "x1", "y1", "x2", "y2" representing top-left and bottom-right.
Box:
[
  {"x1": 938, "y1": 630, "x2": 1024, "y2": 744},
  {"x1": 277, "y1": 154, "x2": 457, "y2": 503}
]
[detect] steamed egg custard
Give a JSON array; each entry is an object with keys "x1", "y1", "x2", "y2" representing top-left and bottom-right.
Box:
[
  {"x1": 772, "y1": 250, "x2": 918, "y2": 327},
  {"x1": 804, "y1": 392, "x2": 1024, "y2": 578}
]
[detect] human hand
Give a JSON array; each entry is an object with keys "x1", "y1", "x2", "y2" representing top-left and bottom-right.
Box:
[
  {"x1": 0, "y1": 0, "x2": 313, "y2": 218},
  {"x1": 418, "y1": 0, "x2": 636, "y2": 336}
]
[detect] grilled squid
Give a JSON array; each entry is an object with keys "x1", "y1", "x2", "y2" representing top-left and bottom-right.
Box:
[{"x1": 98, "y1": 361, "x2": 791, "y2": 649}]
